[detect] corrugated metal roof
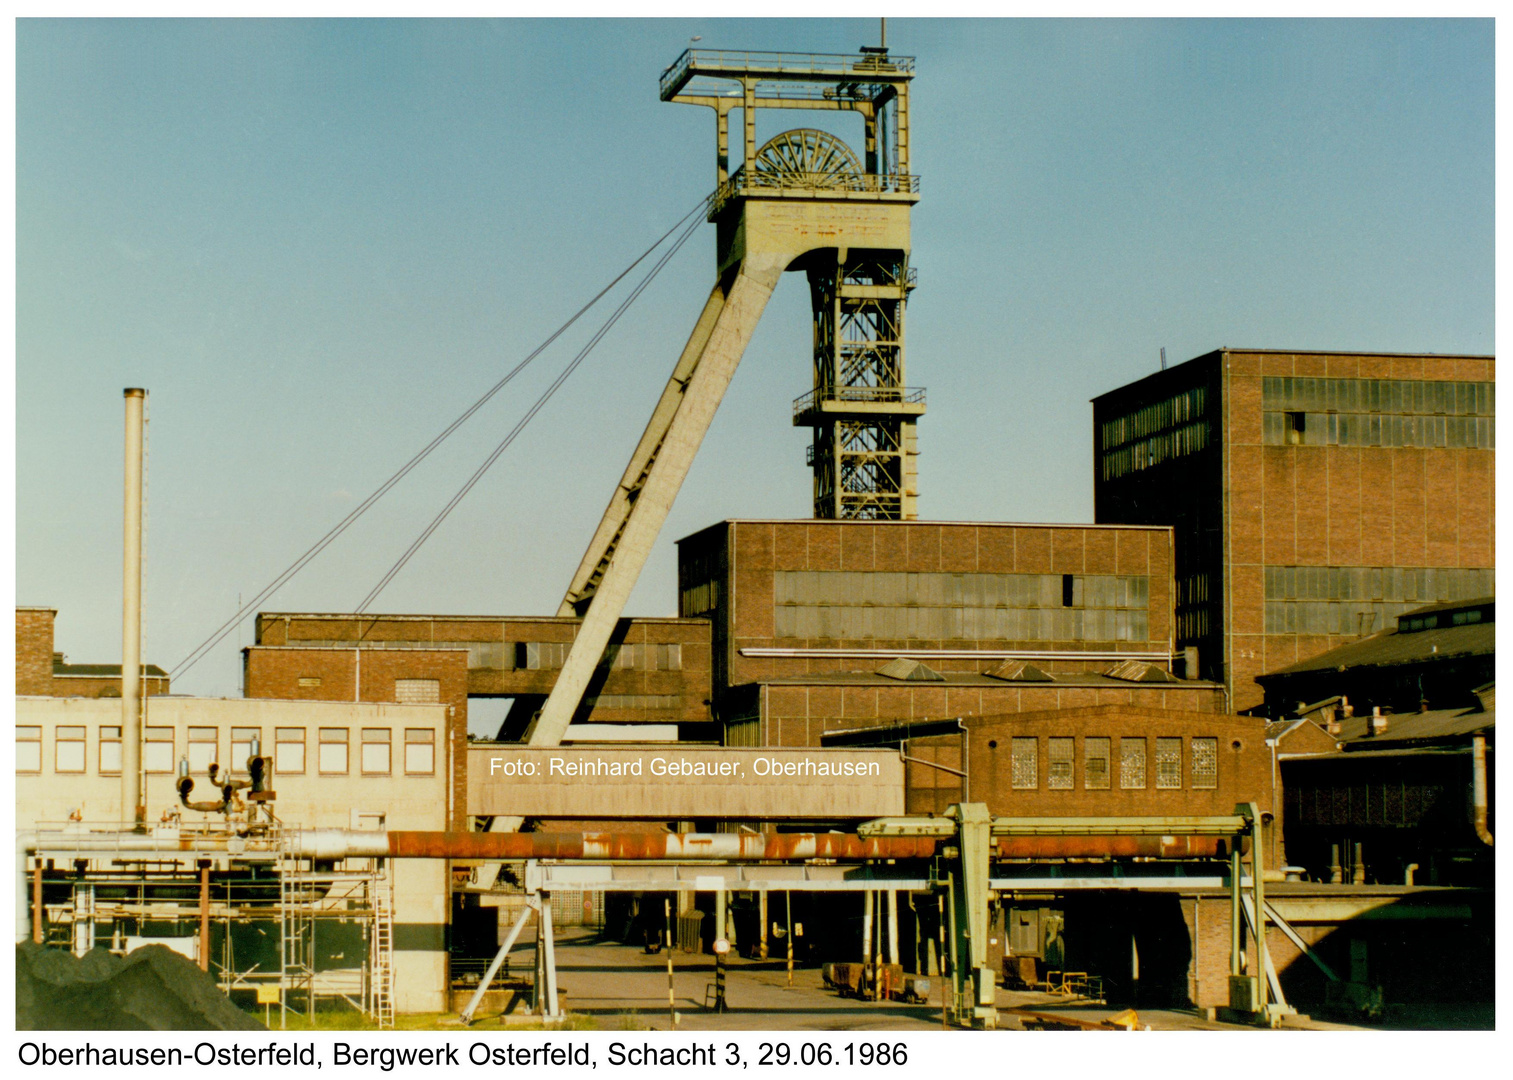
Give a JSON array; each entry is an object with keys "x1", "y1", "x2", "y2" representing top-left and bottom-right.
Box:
[
  {"x1": 1258, "y1": 620, "x2": 1493, "y2": 677},
  {"x1": 1334, "y1": 705, "x2": 1494, "y2": 746},
  {"x1": 746, "y1": 671, "x2": 1222, "y2": 690}
]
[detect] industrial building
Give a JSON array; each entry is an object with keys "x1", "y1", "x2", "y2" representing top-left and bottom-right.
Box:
[
  {"x1": 15, "y1": 44, "x2": 1495, "y2": 1031},
  {"x1": 1092, "y1": 348, "x2": 1495, "y2": 712},
  {"x1": 16, "y1": 608, "x2": 171, "y2": 699}
]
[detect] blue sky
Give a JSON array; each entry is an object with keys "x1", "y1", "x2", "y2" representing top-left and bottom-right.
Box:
[{"x1": 15, "y1": 18, "x2": 1494, "y2": 700}]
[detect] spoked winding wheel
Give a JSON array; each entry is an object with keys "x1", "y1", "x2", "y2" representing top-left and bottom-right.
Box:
[{"x1": 752, "y1": 129, "x2": 864, "y2": 190}]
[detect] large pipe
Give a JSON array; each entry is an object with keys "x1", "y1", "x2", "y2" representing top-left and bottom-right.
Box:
[
  {"x1": 993, "y1": 835, "x2": 1224, "y2": 859},
  {"x1": 1472, "y1": 734, "x2": 1494, "y2": 847},
  {"x1": 122, "y1": 388, "x2": 146, "y2": 828},
  {"x1": 381, "y1": 830, "x2": 944, "y2": 861}
]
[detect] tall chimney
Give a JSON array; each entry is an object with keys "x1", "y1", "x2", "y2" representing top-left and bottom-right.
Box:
[{"x1": 122, "y1": 388, "x2": 146, "y2": 827}]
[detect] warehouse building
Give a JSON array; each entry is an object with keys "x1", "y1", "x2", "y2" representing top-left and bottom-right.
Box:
[
  {"x1": 1092, "y1": 349, "x2": 1495, "y2": 712},
  {"x1": 676, "y1": 519, "x2": 1225, "y2": 746}
]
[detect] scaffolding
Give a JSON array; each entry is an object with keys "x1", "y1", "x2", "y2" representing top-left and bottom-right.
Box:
[{"x1": 25, "y1": 820, "x2": 395, "y2": 1029}]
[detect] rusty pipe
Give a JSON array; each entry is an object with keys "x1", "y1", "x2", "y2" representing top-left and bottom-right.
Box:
[
  {"x1": 993, "y1": 835, "x2": 1225, "y2": 859},
  {"x1": 381, "y1": 831, "x2": 943, "y2": 861},
  {"x1": 1472, "y1": 734, "x2": 1493, "y2": 847}
]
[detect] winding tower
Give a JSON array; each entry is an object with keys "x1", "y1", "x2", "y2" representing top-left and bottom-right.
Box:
[
  {"x1": 668, "y1": 48, "x2": 924, "y2": 519},
  {"x1": 532, "y1": 47, "x2": 923, "y2": 747}
]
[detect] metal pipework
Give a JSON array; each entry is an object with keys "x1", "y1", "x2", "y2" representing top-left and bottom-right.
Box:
[
  {"x1": 1472, "y1": 734, "x2": 1494, "y2": 847},
  {"x1": 994, "y1": 835, "x2": 1224, "y2": 859},
  {"x1": 382, "y1": 830, "x2": 942, "y2": 862},
  {"x1": 122, "y1": 388, "x2": 146, "y2": 828}
]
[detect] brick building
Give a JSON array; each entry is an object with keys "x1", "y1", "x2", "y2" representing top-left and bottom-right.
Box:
[
  {"x1": 14, "y1": 607, "x2": 170, "y2": 698},
  {"x1": 1092, "y1": 349, "x2": 1495, "y2": 712},
  {"x1": 677, "y1": 519, "x2": 1224, "y2": 746},
  {"x1": 249, "y1": 613, "x2": 713, "y2": 737}
]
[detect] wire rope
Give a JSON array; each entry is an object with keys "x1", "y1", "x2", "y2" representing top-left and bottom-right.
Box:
[
  {"x1": 352, "y1": 207, "x2": 706, "y2": 614},
  {"x1": 170, "y1": 194, "x2": 711, "y2": 681}
]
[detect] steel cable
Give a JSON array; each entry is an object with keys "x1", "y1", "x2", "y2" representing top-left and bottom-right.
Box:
[
  {"x1": 353, "y1": 206, "x2": 706, "y2": 614},
  {"x1": 171, "y1": 193, "x2": 711, "y2": 680}
]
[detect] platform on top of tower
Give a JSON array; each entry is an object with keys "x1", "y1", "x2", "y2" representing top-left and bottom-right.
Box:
[{"x1": 660, "y1": 48, "x2": 914, "y2": 104}]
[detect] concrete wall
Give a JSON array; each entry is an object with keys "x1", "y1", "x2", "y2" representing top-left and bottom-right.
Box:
[
  {"x1": 468, "y1": 745, "x2": 903, "y2": 820},
  {"x1": 15, "y1": 695, "x2": 451, "y2": 1013}
]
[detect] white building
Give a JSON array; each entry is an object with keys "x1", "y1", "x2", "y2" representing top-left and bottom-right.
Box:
[{"x1": 15, "y1": 695, "x2": 452, "y2": 1014}]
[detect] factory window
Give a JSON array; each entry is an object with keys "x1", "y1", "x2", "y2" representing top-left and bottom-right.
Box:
[
  {"x1": 404, "y1": 729, "x2": 435, "y2": 775},
  {"x1": 1191, "y1": 737, "x2": 1218, "y2": 789},
  {"x1": 54, "y1": 726, "x2": 86, "y2": 774},
  {"x1": 319, "y1": 728, "x2": 349, "y2": 774},
  {"x1": 1099, "y1": 385, "x2": 1211, "y2": 480},
  {"x1": 361, "y1": 728, "x2": 391, "y2": 775},
  {"x1": 230, "y1": 727, "x2": 261, "y2": 774},
  {"x1": 100, "y1": 726, "x2": 122, "y2": 775},
  {"x1": 275, "y1": 728, "x2": 306, "y2": 775},
  {"x1": 16, "y1": 727, "x2": 41, "y2": 773},
  {"x1": 1263, "y1": 565, "x2": 1495, "y2": 635},
  {"x1": 1120, "y1": 738, "x2": 1146, "y2": 789},
  {"x1": 395, "y1": 678, "x2": 441, "y2": 704},
  {"x1": 298, "y1": 676, "x2": 322, "y2": 689},
  {"x1": 1155, "y1": 738, "x2": 1183, "y2": 790},
  {"x1": 607, "y1": 643, "x2": 684, "y2": 672},
  {"x1": 1084, "y1": 737, "x2": 1111, "y2": 790},
  {"x1": 1010, "y1": 737, "x2": 1038, "y2": 790},
  {"x1": 517, "y1": 642, "x2": 570, "y2": 670},
  {"x1": 1261, "y1": 378, "x2": 1495, "y2": 449},
  {"x1": 188, "y1": 727, "x2": 218, "y2": 776},
  {"x1": 144, "y1": 727, "x2": 175, "y2": 774},
  {"x1": 584, "y1": 694, "x2": 682, "y2": 711},
  {"x1": 773, "y1": 570, "x2": 1150, "y2": 643},
  {"x1": 1047, "y1": 737, "x2": 1074, "y2": 789}
]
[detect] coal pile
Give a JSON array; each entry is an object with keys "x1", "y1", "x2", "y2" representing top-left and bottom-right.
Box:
[{"x1": 16, "y1": 941, "x2": 265, "y2": 1030}]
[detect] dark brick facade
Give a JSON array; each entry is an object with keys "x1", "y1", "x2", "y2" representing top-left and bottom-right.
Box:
[{"x1": 1094, "y1": 349, "x2": 1496, "y2": 712}]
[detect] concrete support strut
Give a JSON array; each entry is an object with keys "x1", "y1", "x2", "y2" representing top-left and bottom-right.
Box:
[{"x1": 533, "y1": 263, "x2": 781, "y2": 749}]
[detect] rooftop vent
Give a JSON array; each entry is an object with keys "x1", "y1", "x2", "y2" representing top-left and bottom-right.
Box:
[
  {"x1": 1104, "y1": 659, "x2": 1178, "y2": 683},
  {"x1": 876, "y1": 657, "x2": 945, "y2": 682},
  {"x1": 984, "y1": 659, "x2": 1054, "y2": 683}
]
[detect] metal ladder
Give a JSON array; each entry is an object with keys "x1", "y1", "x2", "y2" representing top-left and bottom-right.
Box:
[{"x1": 370, "y1": 868, "x2": 396, "y2": 1028}]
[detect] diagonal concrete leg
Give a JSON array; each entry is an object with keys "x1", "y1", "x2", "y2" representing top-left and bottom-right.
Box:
[
  {"x1": 527, "y1": 260, "x2": 782, "y2": 748},
  {"x1": 559, "y1": 280, "x2": 728, "y2": 616}
]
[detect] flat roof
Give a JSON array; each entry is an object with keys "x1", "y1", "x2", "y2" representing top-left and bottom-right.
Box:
[
  {"x1": 256, "y1": 613, "x2": 702, "y2": 624},
  {"x1": 677, "y1": 519, "x2": 1173, "y2": 543},
  {"x1": 739, "y1": 671, "x2": 1221, "y2": 690}
]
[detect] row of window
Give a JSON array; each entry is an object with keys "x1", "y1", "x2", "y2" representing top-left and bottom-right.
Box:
[
  {"x1": 1264, "y1": 565, "x2": 1493, "y2": 604},
  {"x1": 1262, "y1": 410, "x2": 1494, "y2": 449},
  {"x1": 15, "y1": 726, "x2": 436, "y2": 777},
  {"x1": 1100, "y1": 420, "x2": 1211, "y2": 481},
  {"x1": 1261, "y1": 377, "x2": 1493, "y2": 417},
  {"x1": 775, "y1": 571, "x2": 1150, "y2": 611},
  {"x1": 775, "y1": 605, "x2": 1151, "y2": 643},
  {"x1": 278, "y1": 639, "x2": 684, "y2": 673},
  {"x1": 1264, "y1": 601, "x2": 1455, "y2": 637},
  {"x1": 1100, "y1": 386, "x2": 1209, "y2": 451},
  {"x1": 582, "y1": 694, "x2": 682, "y2": 711},
  {"x1": 1006, "y1": 735, "x2": 1219, "y2": 791}
]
